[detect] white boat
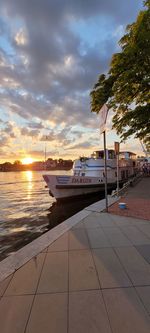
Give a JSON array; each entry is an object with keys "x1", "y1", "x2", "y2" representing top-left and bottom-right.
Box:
[{"x1": 43, "y1": 149, "x2": 138, "y2": 201}]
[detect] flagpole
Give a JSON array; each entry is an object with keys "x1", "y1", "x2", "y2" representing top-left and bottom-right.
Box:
[{"x1": 103, "y1": 130, "x2": 108, "y2": 212}]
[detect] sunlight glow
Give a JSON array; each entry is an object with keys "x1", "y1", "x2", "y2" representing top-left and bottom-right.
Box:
[{"x1": 22, "y1": 157, "x2": 34, "y2": 164}]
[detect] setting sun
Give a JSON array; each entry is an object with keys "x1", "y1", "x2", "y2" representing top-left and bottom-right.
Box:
[{"x1": 22, "y1": 157, "x2": 34, "y2": 165}]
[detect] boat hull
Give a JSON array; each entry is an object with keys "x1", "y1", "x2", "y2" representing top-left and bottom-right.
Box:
[{"x1": 43, "y1": 175, "x2": 117, "y2": 200}]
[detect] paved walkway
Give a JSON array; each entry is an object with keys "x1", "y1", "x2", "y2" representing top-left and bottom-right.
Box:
[
  {"x1": 0, "y1": 179, "x2": 150, "y2": 332},
  {"x1": 109, "y1": 177, "x2": 150, "y2": 220}
]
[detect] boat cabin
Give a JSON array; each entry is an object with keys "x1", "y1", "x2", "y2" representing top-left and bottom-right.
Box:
[
  {"x1": 92, "y1": 149, "x2": 116, "y2": 160},
  {"x1": 119, "y1": 151, "x2": 136, "y2": 160}
]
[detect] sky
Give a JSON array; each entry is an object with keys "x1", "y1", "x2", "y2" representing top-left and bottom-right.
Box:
[{"x1": 0, "y1": 0, "x2": 144, "y2": 163}]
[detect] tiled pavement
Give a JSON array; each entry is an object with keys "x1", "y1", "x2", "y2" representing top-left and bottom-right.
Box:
[
  {"x1": 0, "y1": 211, "x2": 150, "y2": 333},
  {"x1": 109, "y1": 177, "x2": 150, "y2": 220}
]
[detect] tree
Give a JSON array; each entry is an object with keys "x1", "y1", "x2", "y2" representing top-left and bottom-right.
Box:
[
  {"x1": 90, "y1": 1, "x2": 150, "y2": 150},
  {"x1": 13, "y1": 160, "x2": 22, "y2": 165}
]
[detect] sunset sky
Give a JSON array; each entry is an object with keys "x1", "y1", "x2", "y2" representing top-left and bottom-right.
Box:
[{"x1": 0, "y1": 0, "x2": 144, "y2": 163}]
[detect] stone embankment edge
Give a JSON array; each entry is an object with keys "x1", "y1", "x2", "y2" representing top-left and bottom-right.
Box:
[{"x1": 0, "y1": 195, "x2": 118, "y2": 282}]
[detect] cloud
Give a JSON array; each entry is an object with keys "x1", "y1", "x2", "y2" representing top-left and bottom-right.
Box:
[
  {"x1": 14, "y1": 28, "x2": 27, "y2": 46},
  {"x1": 0, "y1": 121, "x2": 18, "y2": 148},
  {"x1": 0, "y1": 0, "x2": 144, "y2": 160},
  {"x1": 27, "y1": 121, "x2": 44, "y2": 129},
  {"x1": 67, "y1": 141, "x2": 96, "y2": 150},
  {"x1": 40, "y1": 126, "x2": 76, "y2": 147},
  {"x1": 20, "y1": 127, "x2": 40, "y2": 137},
  {"x1": 28, "y1": 149, "x2": 59, "y2": 159},
  {"x1": 0, "y1": 134, "x2": 10, "y2": 147}
]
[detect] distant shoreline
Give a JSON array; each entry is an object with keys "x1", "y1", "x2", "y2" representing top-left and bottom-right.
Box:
[
  {"x1": 0, "y1": 167, "x2": 72, "y2": 172},
  {"x1": 0, "y1": 160, "x2": 73, "y2": 172}
]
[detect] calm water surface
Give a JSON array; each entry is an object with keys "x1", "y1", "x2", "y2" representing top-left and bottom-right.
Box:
[{"x1": 0, "y1": 170, "x2": 103, "y2": 260}]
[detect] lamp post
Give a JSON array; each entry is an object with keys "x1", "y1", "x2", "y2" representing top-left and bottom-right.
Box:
[
  {"x1": 103, "y1": 131, "x2": 108, "y2": 211},
  {"x1": 99, "y1": 104, "x2": 109, "y2": 212},
  {"x1": 114, "y1": 142, "x2": 120, "y2": 196}
]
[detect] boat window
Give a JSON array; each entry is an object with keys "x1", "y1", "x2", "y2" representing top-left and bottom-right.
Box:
[
  {"x1": 97, "y1": 151, "x2": 104, "y2": 159},
  {"x1": 92, "y1": 151, "x2": 105, "y2": 159},
  {"x1": 108, "y1": 150, "x2": 115, "y2": 159}
]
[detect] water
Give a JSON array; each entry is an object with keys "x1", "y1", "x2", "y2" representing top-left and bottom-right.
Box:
[
  {"x1": 0, "y1": 170, "x2": 56, "y2": 224},
  {"x1": 0, "y1": 170, "x2": 104, "y2": 261}
]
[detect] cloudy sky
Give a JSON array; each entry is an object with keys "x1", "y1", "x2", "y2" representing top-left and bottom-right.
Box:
[{"x1": 0, "y1": 0, "x2": 144, "y2": 163}]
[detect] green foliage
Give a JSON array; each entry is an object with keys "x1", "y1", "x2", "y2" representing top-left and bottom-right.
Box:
[
  {"x1": 90, "y1": 1, "x2": 150, "y2": 146},
  {"x1": 144, "y1": 0, "x2": 150, "y2": 8}
]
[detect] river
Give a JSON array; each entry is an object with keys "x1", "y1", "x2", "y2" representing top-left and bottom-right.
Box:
[{"x1": 0, "y1": 170, "x2": 104, "y2": 261}]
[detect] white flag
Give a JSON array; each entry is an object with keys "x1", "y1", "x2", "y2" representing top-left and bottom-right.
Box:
[{"x1": 99, "y1": 104, "x2": 108, "y2": 134}]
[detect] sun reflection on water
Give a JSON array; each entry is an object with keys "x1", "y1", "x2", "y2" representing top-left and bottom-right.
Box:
[
  {"x1": 9, "y1": 226, "x2": 27, "y2": 234},
  {"x1": 25, "y1": 171, "x2": 33, "y2": 199}
]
